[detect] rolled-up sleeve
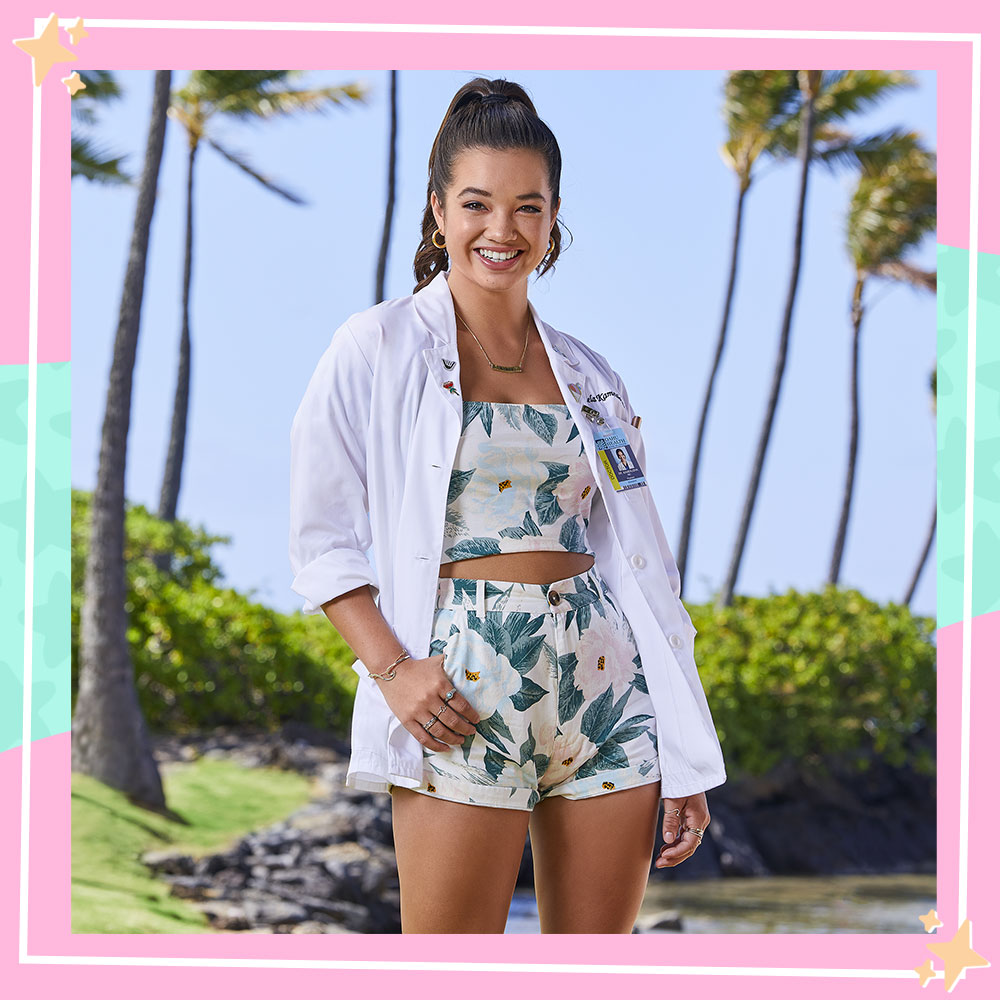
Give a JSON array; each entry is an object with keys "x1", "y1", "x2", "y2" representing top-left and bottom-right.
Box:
[{"x1": 290, "y1": 320, "x2": 379, "y2": 615}]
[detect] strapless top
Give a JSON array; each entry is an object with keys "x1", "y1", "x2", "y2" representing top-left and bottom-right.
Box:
[{"x1": 440, "y1": 400, "x2": 599, "y2": 565}]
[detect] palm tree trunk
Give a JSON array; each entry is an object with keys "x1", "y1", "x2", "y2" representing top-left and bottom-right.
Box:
[
  {"x1": 72, "y1": 71, "x2": 172, "y2": 808},
  {"x1": 904, "y1": 497, "x2": 936, "y2": 605},
  {"x1": 676, "y1": 177, "x2": 750, "y2": 596},
  {"x1": 374, "y1": 69, "x2": 397, "y2": 304},
  {"x1": 829, "y1": 277, "x2": 865, "y2": 584},
  {"x1": 717, "y1": 72, "x2": 820, "y2": 608},
  {"x1": 156, "y1": 138, "x2": 197, "y2": 545}
]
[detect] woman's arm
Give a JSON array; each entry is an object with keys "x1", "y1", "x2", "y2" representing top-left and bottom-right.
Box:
[
  {"x1": 289, "y1": 319, "x2": 380, "y2": 613},
  {"x1": 289, "y1": 321, "x2": 479, "y2": 747}
]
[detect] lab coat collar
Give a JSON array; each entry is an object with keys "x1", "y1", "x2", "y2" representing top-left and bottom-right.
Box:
[{"x1": 411, "y1": 268, "x2": 582, "y2": 370}]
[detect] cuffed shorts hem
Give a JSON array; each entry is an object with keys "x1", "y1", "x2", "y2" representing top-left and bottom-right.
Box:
[
  {"x1": 541, "y1": 768, "x2": 663, "y2": 803},
  {"x1": 391, "y1": 766, "x2": 663, "y2": 812}
]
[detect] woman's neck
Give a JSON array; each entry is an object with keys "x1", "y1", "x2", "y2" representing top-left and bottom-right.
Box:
[{"x1": 445, "y1": 272, "x2": 533, "y2": 348}]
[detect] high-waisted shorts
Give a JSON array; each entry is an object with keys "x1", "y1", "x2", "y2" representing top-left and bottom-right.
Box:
[{"x1": 397, "y1": 564, "x2": 661, "y2": 811}]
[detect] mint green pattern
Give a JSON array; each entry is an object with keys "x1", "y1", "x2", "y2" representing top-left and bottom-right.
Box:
[
  {"x1": 441, "y1": 401, "x2": 598, "y2": 565},
  {"x1": 1, "y1": 362, "x2": 71, "y2": 754},
  {"x1": 936, "y1": 244, "x2": 1000, "y2": 625}
]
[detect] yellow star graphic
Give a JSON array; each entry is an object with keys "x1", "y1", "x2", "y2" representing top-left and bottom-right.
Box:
[
  {"x1": 67, "y1": 17, "x2": 89, "y2": 45},
  {"x1": 919, "y1": 908, "x2": 943, "y2": 932},
  {"x1": 13, "y1": 14, "x2": 77, "y2": 87},
  {"x1": 925, "y1": 918, "x2": 991, "y2": 992},
  {"x1": 62, "y1": 70, "x2": 85, "y2": 95},
  {"x1": 914, "y1": 959, "x2": 936, "y2": 987}
]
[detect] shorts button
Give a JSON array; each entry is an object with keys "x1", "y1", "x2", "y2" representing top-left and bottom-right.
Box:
[
  {"x1": 548, "y1": 591, "x2": 561, "y2": 605},
  {"x1": 668, "y1": 632, "x2": 684, "y2": 649}
]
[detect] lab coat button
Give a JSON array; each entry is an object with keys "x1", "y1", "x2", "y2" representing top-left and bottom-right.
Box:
[
  {"x1": 668, "y1": 633, "x2": 684, "y2": 649},
  {"x1": 630, "y1": 553, "x2": 646, "y2": 569}
]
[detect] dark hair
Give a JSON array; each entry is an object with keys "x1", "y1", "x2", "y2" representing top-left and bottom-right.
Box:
[{"x1": 412, "y1": 77, "x2": 570, "y2": 292}]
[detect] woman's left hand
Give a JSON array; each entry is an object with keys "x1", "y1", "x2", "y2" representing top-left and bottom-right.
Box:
[{"x1": 654, "y1": 793, "x2": 710, "y2": 868}]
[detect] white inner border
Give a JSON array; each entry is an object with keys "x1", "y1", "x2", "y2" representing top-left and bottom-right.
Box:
[{"x1": 20, "y1": 16, "x2": 980, "y2": 979}]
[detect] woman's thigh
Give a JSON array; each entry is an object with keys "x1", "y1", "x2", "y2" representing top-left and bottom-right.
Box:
[
  {"x1": 528, "y1": 780, "x2": 661, "y2": 933},
  {"x1": 391, "y1": 786, "x2": 530, "y2": 933}
]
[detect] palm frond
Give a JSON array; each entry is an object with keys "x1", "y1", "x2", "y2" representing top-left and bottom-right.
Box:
[
  {"x1": 813, "y1": 70, "x2": 918, "y2": 123},
  {"x1": 847, "y1": 144, "x2": 937, "y2": 274},
  {"x1": 204, "y1": 136, "x2": 307, "y2": 204},
  {"x1": 71, "y1": 134, "x2": 133, "y2": 185},
  {"x1": 873, "y1": 260, "x2": 936, "y2": 291},
  {"x1": 70, "y1": 70, "x2": 125, "y2": 124}
]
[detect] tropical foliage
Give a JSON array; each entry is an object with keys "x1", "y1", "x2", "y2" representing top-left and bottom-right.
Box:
[
  {"x1": 692, "y1": 586, "x2": 936, "y2": 777},
  {"x1": 71, "y1": 490, "x2": 359, "y2": 736}
]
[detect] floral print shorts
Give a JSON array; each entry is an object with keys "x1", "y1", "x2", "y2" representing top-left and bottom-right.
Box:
[{"x1": 403, "y1": 565, "x2": 661, "y2": 811}]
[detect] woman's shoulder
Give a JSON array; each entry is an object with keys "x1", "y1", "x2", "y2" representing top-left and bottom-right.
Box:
[
  {"x1": 336, "y1": 288, "x2": 428, "y2": 360},
  {"x1": 545, "y1": 323, "x2": 619, "y2": 381}
]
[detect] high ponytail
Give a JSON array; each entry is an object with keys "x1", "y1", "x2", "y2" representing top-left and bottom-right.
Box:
[{"x1": 412, "y1": 77, "x2": 569, "y2": 293}]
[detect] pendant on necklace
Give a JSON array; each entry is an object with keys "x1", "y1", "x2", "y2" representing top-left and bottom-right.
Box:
[{"x1": 490, "y1": 362, "x2": 524, "y2": 373}]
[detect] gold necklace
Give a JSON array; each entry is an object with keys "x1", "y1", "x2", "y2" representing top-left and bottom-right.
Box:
[{"x1": 454, "y1": 306, "x2": 531, "y2": 373}]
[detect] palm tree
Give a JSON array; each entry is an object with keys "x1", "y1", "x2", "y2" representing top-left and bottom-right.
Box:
[
  {"x1": 374, "y1": 70, "x2": 398, "y2": 304},
  {"x1": 904, "y1": 367, "x2": 937, "y2": 606},
  {"x1": 155, "y1": 71, "x2": 368, "y2": 555},
  {"x1": 679, "y1": 70, "x2": 919, "y2": 597},
  {"x1": 715, "y1": 70, "x2": 918, "y2": 608},
  {"x1": 72, "y1": 72, "x2": 172, "y2": 807},
  {"x1": 71, "y1": 70, "x2": 132, "y2": 185},
  {"x1": 829, "y1": 141, "x2": 936, "y2": 585}
]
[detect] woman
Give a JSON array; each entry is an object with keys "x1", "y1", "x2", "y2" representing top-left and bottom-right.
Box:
[{"x1": 289, "y1": 77, "x2": 726, "y2": 934}]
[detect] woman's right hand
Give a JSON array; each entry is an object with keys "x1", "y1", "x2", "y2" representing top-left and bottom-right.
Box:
[{"x1": 373, "y1": 653, "x2": 481, "y2": 750}]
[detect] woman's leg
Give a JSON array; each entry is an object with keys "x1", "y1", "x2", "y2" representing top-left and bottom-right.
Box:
[
  {"x1": 391, "y1": 786, "x2": 531, "y2": 933},
  {"x1": 528, "y1": 780, "x2": 661, "y2": 933}
]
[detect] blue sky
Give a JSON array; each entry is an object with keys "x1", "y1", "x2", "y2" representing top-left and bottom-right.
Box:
[{"x1": 70, "y1": 69, "x2": 938, "y2": 620}]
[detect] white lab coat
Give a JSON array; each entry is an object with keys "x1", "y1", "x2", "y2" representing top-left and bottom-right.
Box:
[{"x1": 289, "y1": 269, "x2": 726, "y2": 799}]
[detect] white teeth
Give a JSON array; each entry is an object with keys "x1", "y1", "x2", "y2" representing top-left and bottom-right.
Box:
[{"x1": 477, "y1": 249, "x2": 521, "y2": 262}]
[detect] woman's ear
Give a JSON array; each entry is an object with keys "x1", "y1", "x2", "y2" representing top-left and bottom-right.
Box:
[{"x1": 430, "y1": 190, "x2": 445, "y2": 232}]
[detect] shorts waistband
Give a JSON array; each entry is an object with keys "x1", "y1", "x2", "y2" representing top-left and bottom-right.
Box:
[{"x1": 436, "y1": 565, "x2": 606, "y2": 618}]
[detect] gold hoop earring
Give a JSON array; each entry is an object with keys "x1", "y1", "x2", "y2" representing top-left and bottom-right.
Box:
[
  {"x1": 432, "y1": 228, "x2": 447, "y2": 250},
  {"x1": 547, "y1": 236, "x2": 555, "y2": 255}
]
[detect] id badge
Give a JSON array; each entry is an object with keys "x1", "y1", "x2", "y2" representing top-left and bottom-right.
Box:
[{"x1": 594, "y1": 423, "x2": 647, "y2": 492}]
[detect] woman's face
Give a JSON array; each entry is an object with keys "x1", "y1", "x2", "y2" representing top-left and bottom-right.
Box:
[{"x1": 431, "y1": 146, "x2": 560, "y2": 295}]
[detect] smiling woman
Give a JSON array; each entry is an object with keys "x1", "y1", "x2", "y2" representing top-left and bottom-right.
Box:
[{"x1": 289, "y1": 76, "x2": 725, "y2": 934}]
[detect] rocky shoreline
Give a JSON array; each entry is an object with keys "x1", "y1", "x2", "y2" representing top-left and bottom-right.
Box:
[{"x1": 144, "y1": 724, "x2": 935, "y2": 933}]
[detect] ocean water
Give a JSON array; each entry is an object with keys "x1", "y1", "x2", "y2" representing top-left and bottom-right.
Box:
[{"x1": 503, "y1": 873, "x2": 937, "y2": 934}]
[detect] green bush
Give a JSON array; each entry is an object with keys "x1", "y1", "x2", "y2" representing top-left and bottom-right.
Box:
[
  {"x1": 689, "y1": 587, "x2": 936, "y2": 778},
  {"x1": 71, "y1": 489, "x2": 358, "y2": 735}
]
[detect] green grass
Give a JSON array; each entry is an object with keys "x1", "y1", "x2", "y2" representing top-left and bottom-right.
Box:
[{"x1": 72, "y1": 756, "x2": 314, "y2": 933}]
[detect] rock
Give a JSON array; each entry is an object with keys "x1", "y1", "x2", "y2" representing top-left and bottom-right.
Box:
[
  {"x1": 703, "y1": 800, "x2": 770, "y2": 877},
  {"x1": 140, "y1": 850, "x2": 196, "y2": 875},
  {"x1": 291, "y1": 920, "x2": 353, "y2": 934},
  {"x1": 639, "y1": 910, "x2": 684, "y2": 932}
]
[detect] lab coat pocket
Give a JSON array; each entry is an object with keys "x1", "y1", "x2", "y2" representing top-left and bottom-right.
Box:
[{"x1": 621, "y1": 418, "x2": 643, "y2": 457}]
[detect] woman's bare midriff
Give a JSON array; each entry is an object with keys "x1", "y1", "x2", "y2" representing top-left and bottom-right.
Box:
[{"x1": 439, "y1": 551, "x2": 595, "y2": 585}]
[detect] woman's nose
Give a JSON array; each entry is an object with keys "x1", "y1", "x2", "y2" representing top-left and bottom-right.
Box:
[{"x1": 485, "y1": 214, "x2": 518, "y2": 240}]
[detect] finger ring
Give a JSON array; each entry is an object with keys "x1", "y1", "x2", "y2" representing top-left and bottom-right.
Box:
[
  {"x1": 435, "y1": 704, "x2": 448, "y2": 717},
  {"x1": 686, "y1": 826, "x2": 705, "y2": 836},
  {"x1": 665, "y1": 808, "x2": 681, "y2": 818},
  {"x1": 422, "y1": 718, "x2": 436, "y2": 731},
  {"x1": 444, "y1": 688, "x2": 457, "y2": 702}
]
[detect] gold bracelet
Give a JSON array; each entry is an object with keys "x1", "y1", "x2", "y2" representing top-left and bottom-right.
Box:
[{"x1": 367, "y1": 649, "x2": 410, "y2": 681}]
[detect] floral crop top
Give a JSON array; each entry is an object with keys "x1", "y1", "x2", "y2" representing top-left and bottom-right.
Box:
[{"x1": 440, "y1": 400, "x2": 599, "y2": 565}]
